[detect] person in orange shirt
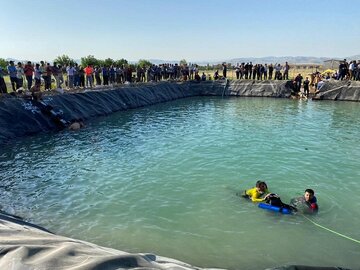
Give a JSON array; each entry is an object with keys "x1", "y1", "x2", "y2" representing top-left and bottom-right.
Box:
[{"x1": 84, "y1": 64, "x2": 94, "y2": 88}]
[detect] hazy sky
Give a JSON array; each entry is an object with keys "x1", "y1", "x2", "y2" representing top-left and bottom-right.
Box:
[{"x1": 1, "y1": 0, "x2": 359, "y2": 62}]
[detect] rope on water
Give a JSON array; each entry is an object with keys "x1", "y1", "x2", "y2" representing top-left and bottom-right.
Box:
[{"x1": 301, "y1": 214, "x2": 360, "y2": 244}]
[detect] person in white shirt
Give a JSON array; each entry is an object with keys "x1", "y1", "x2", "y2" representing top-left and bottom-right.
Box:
[
  {"x1": 16, "y1": 62, "x2": 25, "y2": 89},
  {"x1": 66, "y1": 64, "x2": 76, "y2": 89}
]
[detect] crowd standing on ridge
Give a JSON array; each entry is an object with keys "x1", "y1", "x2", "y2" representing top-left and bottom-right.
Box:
[{"x1": 1, "y1": 58, "x2": 360, "y2": 97}]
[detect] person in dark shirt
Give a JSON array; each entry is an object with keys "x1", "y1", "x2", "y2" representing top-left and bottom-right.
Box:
[
  {"x1": 290, "y1": 189, "x2": 318, "y2": 214},
  {"x1": 294, "y1": 73, "x2": 303, "y2": 93},
  {"x1": 222, "y1": 63, "x2": 227, "y2": 78},
  {"x1": 0, "y1": 67, "x2": 8, "y2": 94},
  {"x1": 303, "y1": 77, "x2": 310, "y2": 96}
]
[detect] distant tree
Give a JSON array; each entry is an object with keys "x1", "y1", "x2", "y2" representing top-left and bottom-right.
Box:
[
  {"x1": 115, "y1": 58, "x2": 128, "y2": 67},
  {"x1": 179, "y1": 59, "x2": 187, "y2": 66},
  {"x1": 54, "y1": 54, "x2": 76, "y2": 66},
  {"x1": 137, "y1": 59, "x2": 152, "y2": 68},
  {"x1": 81, "y1": 55, "x2": 99, "y2": 67},
  {"x1": 104, "y1": 58, "x2": 114, "y2": 67},
  {"x1": 97, "y1": 59, "x2": 105, "y2": 67},
  {"x1": 0, "y1": 58, "x2": 7, "y2": 70}
]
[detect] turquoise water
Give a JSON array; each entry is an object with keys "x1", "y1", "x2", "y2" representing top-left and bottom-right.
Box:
[{"x1": 1, "y1": 97, "x2": 360, "y2": 270}]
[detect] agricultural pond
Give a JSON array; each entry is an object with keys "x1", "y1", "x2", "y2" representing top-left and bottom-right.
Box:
[{"x1": 1, "y1": 97, "x2": 360, "y2": 270}]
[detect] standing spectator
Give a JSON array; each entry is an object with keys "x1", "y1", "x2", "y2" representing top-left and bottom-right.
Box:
[
  {"x1": 294, "y1": 73, "x2": 303, "y2": 93},
  {"x1": 222, "y1": 63, "x2": 227, "y2": 78},
  {"x1": 252, "y1": 64, "x2": 257, "y2": 80},
  {"x1": 268, "y1": 63, "x2": 274, "y2": 80},
  {"x1": 356, "y1": 60, "x2": 360, "y2": 81},
  {"x1": 34, "y1": 63, "x2": 42, "y2": 87},
  {"x1": 240, "y1": 63, "x2": 245, "y2": 79},
  {"x1": 126, "y1": 65, "x2": 133, "y2": 82},
  {"x1": 244, "y1": 63, "x2": 250, "y2": 79},
  {"x1": 0, "y1": 66, "x2": 8, "y2": 93},
  {"x1": 74, "y1": 63, "x2": 80, "y2": 88},
  {"x1": 136, "y1": 66, "x2": 142, "y2": 82},
  {"x1": 303, "y1": 76, "x2": 310, "y2": 97},
  {"x1": 283, "y1": 61, "x2": 290, "y2": 80},
  {"x1": 338, "y1": 59, "x2": 347, "y2": 80},
  {"x1": 109, "y1": 65, "x2": 115, "y2": 84},
  {"x1": 24, "y1": 61, "x2": 34, "y2": 90},
  {"x1": 57, "y1": 65, "x2": 64, "y2": 88},
  {"x1": 263, "y1": 64, "x2": 268, "y2": 80},
  {"x1": 84, "y1": 64, "x2": 94, "y2": 88},
  {"x1": 7, "y1": 61, "x2": 18, "y2": 91},
  {"x1": 348, "y1": 61, "x2": 355, "y2": 80},
  {"x1": 66, "y1": 63, "x2": 75, "y2": 89},
  {"x1": 235, "y1": 64, "x2": 240, "y2": 79},
  {"x1": 274, "y1": 64, "x2": 282, "y2": 80},
  {"x1": 16, "y1": 62, "x2": 24, "y2": 89},
  {"x1": 102, "y1": 66, "x2": 109, "y2": 85},
  {"x1": 140, "y1": 66, "x2": 146, "y2": 82},
  {"x1": 94, "y1": 66, "x2": 102, "y2": 86},
  {"x1": 189, "y1": 64, "x2": 194, "y2": 80},
  {"x1": 52, "y1": 62, "x2": 61, "y2": 89},
  {"x1": 40, "y1": 61, "x2": 47, "y2": 90},
  {"x1": 114, "y1": 66, "x2": 119, "y2": 84},
  {"x1": 45, "y1": 63, "x2": 53, "y2": 90},
  {"x1": 78, "y1": 65, "x2": 85, "y2": 88},
  {"x1": 248, "y1": 62, "x2": 253, "y2": 79},
  {"x1": 257, "y1": 64, "x2": 262, "y2": 80}
]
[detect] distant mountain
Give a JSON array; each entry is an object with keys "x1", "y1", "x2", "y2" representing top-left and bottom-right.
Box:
[
  {"x1": 228, "y1": 56, "x2": 329, "y2": 65},
  {"x1": 145, "y1": 55, "x2": 360, "y2": 66}
]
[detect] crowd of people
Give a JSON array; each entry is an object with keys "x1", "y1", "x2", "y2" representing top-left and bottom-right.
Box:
[{"x1": 1, "y1": 58, "x2": 359, "y2": 96}]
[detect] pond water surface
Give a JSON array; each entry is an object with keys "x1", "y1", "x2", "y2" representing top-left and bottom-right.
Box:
[{"x1": 1, "y1": 97, "x2": 360, "y2": 270}]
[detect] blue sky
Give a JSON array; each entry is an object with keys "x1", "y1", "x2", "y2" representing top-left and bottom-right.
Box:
[{"x1": 1, "y1": 0, "x2": 359, "y2": 62}]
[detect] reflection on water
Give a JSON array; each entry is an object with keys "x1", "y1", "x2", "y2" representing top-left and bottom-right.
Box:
[{"x1": 1, "y1": 97, "x2": 360, "y2": 270}]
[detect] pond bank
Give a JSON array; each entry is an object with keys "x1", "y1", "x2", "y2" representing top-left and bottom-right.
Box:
[
  {"x1": 1, "y1": 79, "x2": 359, "y2": 143},
  {"x1": 0, "y1": 213, "x2": 349, "y2": 270}
]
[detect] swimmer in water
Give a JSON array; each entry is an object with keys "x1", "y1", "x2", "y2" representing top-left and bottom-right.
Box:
[
  {"x1": 241, "y1": 180, "x2": 271, "y2": 202},
  {"x1": 290, "y1": 188, "x2": 318, "y2": 213},
  {"x1": 69, "y1": 119, "x2": 85, "y2": 131}
]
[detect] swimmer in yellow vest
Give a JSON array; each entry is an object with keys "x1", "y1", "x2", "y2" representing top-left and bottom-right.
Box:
[{"x1": 242, "y1": 180, "x2": 270, "y2": 202}]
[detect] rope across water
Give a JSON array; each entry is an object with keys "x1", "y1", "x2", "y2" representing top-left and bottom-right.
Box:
[{"x1": 301, "y1": 214, "x2": 360, "y2": 245}]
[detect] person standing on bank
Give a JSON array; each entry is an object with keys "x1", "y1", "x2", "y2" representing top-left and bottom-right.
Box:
[
  {"x1": 303, "y1": 77, "x2": 310, "y2": 97},
  {"x1": 0, "y1": 66, "x2": 8, "y2": 94},
  {"x1": 66, "y1": 63, "x2": 75, "y2": 89},
  {"x1": 16, "y1": 62, "x2": 24, "y2": 89},
  {"x1": 294, "y1": 73, "x2": 303, "y2": 93},
  {"x1": 45, "y1": 63, "x2": 52, "y2": 90},
  {"x1": 7, "y1": 61, "x2": 18, "y2": 92},
  {"x1": 24, "y1": 61, "x2": 34, "y2": 90},
  {"x1": 34, "y1": 63, "x2": 42, "y2": 87},
  {"x1": 268, "y1": 63, "x2": 274, "y2": 80},
  {"x1": 283, "y1": 62, "x2": 290, "y2": 80},
  {"x1": 222, "y1": 63, "x2": 227, "y2": 78},
  {"x1": 84, "y1": 64, "x2": 94, "y2": 88}
]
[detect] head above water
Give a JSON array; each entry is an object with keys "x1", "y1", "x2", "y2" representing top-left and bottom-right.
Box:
[
  {"x1": 256, "y1": 180, "x2": 268, "y2": 193},
  {"x1": 304, "y1": 188, "x2": 315, "y2": 201}
]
